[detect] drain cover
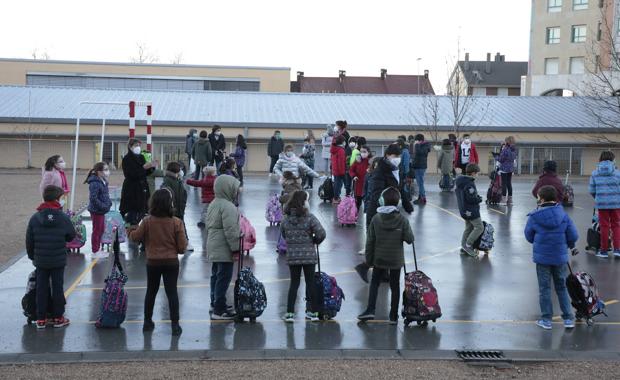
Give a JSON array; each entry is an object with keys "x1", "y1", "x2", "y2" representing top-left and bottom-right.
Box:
[{"x1": 456, "y1": 350, "x2": 508, "y2": 362}]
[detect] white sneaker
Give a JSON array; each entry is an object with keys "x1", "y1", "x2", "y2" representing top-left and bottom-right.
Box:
[
  {"x1": 357, "y1": 248, "x2": 365, "y2": 255},
  {"x1": 186, "y1": 243, "x2": 194, "y2": 252}
]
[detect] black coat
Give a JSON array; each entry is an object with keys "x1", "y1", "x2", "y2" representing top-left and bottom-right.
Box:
[
  {"x1": 209, "y1": 133, "x2": 226, "y2": 162},
  {"x1": 366, "y1": 158, "x2": 400, "y2": 222},
  {"x1": 120, "y1": 151, "x2": 151, "y2": 216},
  {"x1": 267, "y1": 137, "x2": 284, "y2": 157},
  {"x1": 26, "y1": 207, "x2": 76, "y2": 269},
  {"x1": 455, "y1": 175, "x2": 482, "y2": 220},
  {"x1": 412, "y1": 141, "x2": 431, "y2": 170}
]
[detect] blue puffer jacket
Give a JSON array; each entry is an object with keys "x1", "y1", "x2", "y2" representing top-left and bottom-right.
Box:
[
  {"x1": 498, "y1": 144, "x2": 517, "y2": 173},
  {"x1": 87, "y1": 175, "x2": 112, "y2": 215},
  {"x1": 524, "y1": 203, "x2": 578, "y2": 266},
  {"x1": 589, "y1": 160, "x2": 620, "y2": 209}
]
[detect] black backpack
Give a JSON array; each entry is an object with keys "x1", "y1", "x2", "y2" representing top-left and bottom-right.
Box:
[{"x1": 318, "y1": 178, "x2": 334, "y2": 202}]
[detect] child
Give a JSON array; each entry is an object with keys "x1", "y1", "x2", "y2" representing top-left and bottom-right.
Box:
[
  {"x1": 330, "y1": 135, "x2": 346, "y2": 203},
  {"x1": 589, "y1": 150, "x2": 620, "y2": 258},
  {"x1": 300, "y1": 136, "x2": 316, "y2": 190},
  {"x1": 280, "y1": 171, "x2": 303, "y2": 206},
  {"x1": 39, "y1": 155, "x2": 70, "y2": 203},
  {"x1": 85, "y1": 162, "x2": 112, "y2": 257},
  {"x1": 26, "y1": 185, "x2": 76, "y2": 329},
  {"x1": 220, "y1": 157, "x2": 239, "y2": 178},
  {"x1": 455, "y1": 164, "x2": 483, "y2": 258},
  {"x1": 358, "y1": 187, "x2": 414, "y2": 324},
  {"x1": 280, "y1": 190, "x2": 326, "y2": 322},
  {"x1": 350, "y1": 146, "x2": 372, "y2": 211},
  {"x1": 128, "y1": 189, "x2": 187, "y2": 335},
  {"x1": 229, "y1": 134, "x2": 247, "y2": 188},
  {"x1": 162, "y1": 162, "x2": 191, "y2": 251},
  {"x1": 437, "y1": 139, "x2": 455, "y2": 190},
  {"x1": 206, "y1": 175, "x2": 241, "y2": 320},
  {"x1": 525, "y1": 185, "x2": 579, "y2": 330},
  {"x1": 186, "y1": 166, "x2": 217, "y2": 229}
]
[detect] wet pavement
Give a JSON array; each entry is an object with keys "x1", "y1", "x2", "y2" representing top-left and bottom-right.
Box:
[{"x1": 2, "y1": 174, "x2": 620, "y2": 358}]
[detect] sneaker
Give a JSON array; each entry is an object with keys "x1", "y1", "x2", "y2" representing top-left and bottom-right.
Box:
[
  {"x1": 282, "y1": 312, "x2": 295, "y2": 323},
  {"x1": 507, "y1": 196, "x2": 513, "y2": 205},
  {"x1": 36, "y1": 320, "x2": 47, "y2": 329},
  {"x1": 354, "y1": 263, "x2": 369, "y2": 283},
  {"x1": 462, "y1": 244, "x2": 478, "y2": 258},
  {"x1": 413, "y1": 198, "x2": 422, "y2": 205},
  {"x1": 52, "y1": 316, "x2": 70, "y2": 328},
  {"x1": 171, "y1": 322, "x2": 183, "y2": 336},
  {"x1": 613, "y1": 250, "x2": 620, "y2": 258},
  {"x1": 143, "y1": 319, "x2": 155, "y2": 332},
  {"x1": 211, "y1": 311, "x2": 235, "y2": 320},
  {"x1": 595, "y1": 250, "x2": 609, "y2": 258},
  {"x1": 389, "y1": 311, "x2": 398, "y2": 325},
  {"x1": 357, "y1": 248, "x2": 365, "y2": 255},
  {"x1": 305, "y1": 311, "x2": 320, "y2": 321},
  {"x1": 186, "y1": 243, "x2": 194, "y2": 252},
  {"x1": 357, "y1": 310, "x2": 375, "y2": 321},
  {"x1": 197, "y1": 222, "x2": 205, "y2": 229},
  {"x1": 536, "y1": 319, "x2": 552, "y2": 330},
  {"x1": 209, "y1": 305, "x2": 235, "y2": 314},
  {"x1": 333, "y1": 198, "x2": 341, "y2": 204},
  {"x1": 564, "y1": 319, "x2": 575, "y2": 329}
]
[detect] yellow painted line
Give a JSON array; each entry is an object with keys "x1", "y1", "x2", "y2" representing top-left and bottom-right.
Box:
[
  {"x1": 551, "y1": 299, "x2": 617, "y2": 321},
  {"x1": 426, "y1": 202, "x2": 463, "y2": 221},
  {"x1": 487, "y1": 207, "x2": 506, "y2": 215},
  {"x1": 574, "y1": 205, "x2": 584, "y2": 210},
  {"x1": 64, "y1": 258, "x2": 99, "y2": 298}
]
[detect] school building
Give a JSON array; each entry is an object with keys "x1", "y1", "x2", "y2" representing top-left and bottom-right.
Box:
[{"x1": 0, "y1": 85, "x2": 618, "y2": 175}]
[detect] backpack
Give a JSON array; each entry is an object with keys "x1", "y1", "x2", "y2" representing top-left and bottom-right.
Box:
[
  {"x1": 318, "y1": 178, "x2": 334, "y2": 202},
  {"x1": 485, "y1": 171, "x2": 502, "y2": 205},
  {"x1": 566, "y1": 264, "x2": 606, "y2": 324},
  {"x1": 101, "y1": 210, "x2": 127, "y2": 245},
  {"x1": 314, "y1": 245, "x2": 345, "y2": 319},
  {"x1": 234, "y1": 236, "x2": 267, "y2": 321},
  {"x1": 96, "y1": 234, "x2": 128, "y2": 328},
  {"x1": 66, "y1": 211, "x2": 87, "y2": 252},
  {"x1": 401, "y1": 242, "x2": 441, "y2": 326},
  {"x1": 21, "y1": 270, "x2": 54, "y2": 324},
  {"x1": 336, "y1": 195, "x2": 358, "y2": 226},
  {"x1": 562, "y1": 172, "x2": 574, "y2": 207},
  {"x1": 473, "y1": 221, "x2": 495, "y2": 251},
  {"x1": 239, "y1": 214, "x2": 257, "y2": 254},
  {"x1": 265, "y1": 194, "x2": 283, "y2": 226}
]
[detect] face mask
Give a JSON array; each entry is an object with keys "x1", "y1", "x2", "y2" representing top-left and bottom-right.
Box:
[
  {"x1": 215, "y1": 131, "x2": 221, "y2": 136},
  {"x1": 285, "y1": 151, "x2": 294, "y2": 158},
  {"x1": 179, "y1": 170, "x2": 185, "y2": 178},
  {"x1": 276, "y1": 134, "x2": 281, "y2": 139},
  {"x1": 193, "y1": 133, "x2": 198, "y2": 137},
  {"x1": 334, "y1": 126, "x2": 339, "y2": 132},
  {"x1": 464, "y1": 139, "x2": 471, "y2": 145},
  {"x1": 132, "y1": 146, "x2": 142, "y2": 155},
  {"x1": 56, "y1": 161, "x2": 66, "y2": 170},
  {"x1": 361, "y1": 152, "x2": 369, "y2": 159},
  {"x1": 59, "y1": 199, "x2": 65, "y2": 207},
  {"x1": 304, "y1": 200, "x2": 310, "y2": 209},
  {"x1": 349, "y1": 142, "x2": 356, "y2": 148},
  {"x1": 389, "y1": 157, "x2": 401, "y2": 167},
  {"x1": 103, "y1": 170, "x2": 110, "y2": 178},
  {"x1": 356, "y1": 155, "x2": 362, "y2": 162}
]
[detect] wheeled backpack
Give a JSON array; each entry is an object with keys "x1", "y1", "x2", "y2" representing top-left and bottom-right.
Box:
[
  {"x1": 66, "y1": 210, "x2": 87, "y2": 253},
  {"x1": 234, "y1": 236, "x2": 267, "y2": 322},
  {"x1": 21, "y1": 270, "x2": 54, "y2": 324},
  {"x1": 566, "y1": 262, "x2": 606, "y2": 326},
  {"x1": 265, "y1": 193, "x2": 283, "y2": 226},
  {"x1": 473, "y1": 221, "x2": 495, "y2": 252},
  {"x1": 276, "y1": 232, "x2": 287, "y2": 254},
  {"x1": 562, "y1": 172, "x2": 574, "y2": 207},
  {"x1": 485, "y1": 170, "x2": 502, "y2": 205},
  {"x1": 314, "y1": 245, "x2": 345, "y2": 320},
  {"x1": 336, "y1": 195, "x2": 358, "y2": 226},
  {"x1": 318, "y1": 178, "x2": 334, "y2": 202},
  {"x1": 95, "y1": 231, "x2": 127, "y2": 328},
  {"x1": 402, "y1": 242, "x2": 442, "y2": 327}
]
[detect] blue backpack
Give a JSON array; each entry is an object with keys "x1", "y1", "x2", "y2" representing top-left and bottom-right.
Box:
[
  {"x1": 96, "y1": 233, "x2": 127, "y2": 328},
  {"x1": 314, "y1": 245, "x2": 345, "y2": 319}
]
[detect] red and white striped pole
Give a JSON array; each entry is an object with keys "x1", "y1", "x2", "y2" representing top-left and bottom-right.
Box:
[
  {"x1": 128, "y1": 100, "x2": 136, "y2": 139},
  {"x1": 146, "y1": 104, "x2": 153, "y2": 152}
]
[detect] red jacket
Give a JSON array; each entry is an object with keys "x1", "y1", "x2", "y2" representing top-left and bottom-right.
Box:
[
  {"x1": 532, "y1": 172, "x2": 564, "y2": 203},
  {"x1": 349, "y1": 158, "x2": 369, "y2": 197},
  {"x1": 454, "y1": 142, "x2": 479, "y2": 167},
  {"x1": 186, "y1": 175, "x2": 216, "y2": 203},
  {"x1": 330, "y1": 145, "x2": 346, "y2": 176}
]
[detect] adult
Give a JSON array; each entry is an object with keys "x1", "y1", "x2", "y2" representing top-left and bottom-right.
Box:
[
  {"x1": 412, "y1": 134, "x2": 431, "y2": 205},
  {"x1": 455, "y1": 133, "x2": 479, "y2": 174},
  {"x1": 39, "y1": 155, "x2": 70, "y2": 199},
  {"x1": 273, "y1": 144, "x2": 321, "y2": 180},
  {"x1": 120, "y1": 139, "x2": 156, "y2": 226},
  {"x1": 300, "y1": 135, "x2": 316, "y2": 190},
  {"x1": 448, "y1": 133, "x2": 458, "y2": 176},
  {"x1": 267, "y1": 130, "x2": 284, "y2": 175},
  {"x1": 192, "y1": 130, "x2": 213, "y2": 180},
  {"x1": 589, "y1": 151, "x2": 620, "y2": 258},
  {"x1": 184, "y1": 128, "x2": 198, "y2": 174},
  {"x1": 366, "y1": 144, "x2": 405, "y2": 228},
  {"x1": 208, "y1": 125, "x2": 226, "y2": 169},
  {"x1": 321, "y1": 126, "x2": 333, "y2": 173},
  {"x1": 498, "y1": 136, "x2": 517, "y2": 205},
  {"x1": 532, "y1": 160, "x2": 564, "y2": 204}
]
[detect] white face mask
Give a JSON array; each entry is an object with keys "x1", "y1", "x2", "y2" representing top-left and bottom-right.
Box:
[
  {"x1": 304, "y1": 200, "x2": 310, "y2": 209},
  {"x1": 389, "y1": 157, "x2": 401, "y2": 167},
  {"x1": 349, "y1": 142, "x2": 356, "y2": 148},
  {"x1": 215, "y1": 131, "x2": 221, "y2": 136},
  {"x1": 132, "y1": 146, "x2": 142, "y2": 155},
  {"x1": 59, "y1": 199, "x2": 65, "y2": 207},
  {"x1": 103, "y1": 170, "x2": 110, "y2": 178},
  {"x1": 285, "y1": 151, "x2": 294, "y2": 158},
  {"x1": 179, "y1": 170, "x2": 185, "y2": 178},
  {"x1": 361, "y1": 152, "x2": 369, "y2": 159},
  {"x1": 463, "y1": 139, "x2": 471, "y2": 145},
  {"x1": 56, "y1": 161, "x2": 66, "y2": 170},
  {"x1": 333, "y1": 126, "x2": 339, "y2": 132}
]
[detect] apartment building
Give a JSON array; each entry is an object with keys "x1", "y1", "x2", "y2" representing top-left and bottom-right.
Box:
[{"x1": 447, "y1": 52, "x2": 527, "y2": 96}]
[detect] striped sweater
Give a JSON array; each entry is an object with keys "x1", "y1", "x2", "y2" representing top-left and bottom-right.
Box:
[{"x1": 589, "y1": 160, "x2": 620, "y2": 209}]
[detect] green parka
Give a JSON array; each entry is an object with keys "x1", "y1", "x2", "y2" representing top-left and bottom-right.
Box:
[
  {"x1": 206, "y1": 175, "x2": 241, "y2": 262},
  {"x1": 365, "y1": 206, "x2": 414, "y2": 269}
]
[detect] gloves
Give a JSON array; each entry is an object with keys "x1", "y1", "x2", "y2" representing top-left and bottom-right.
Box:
[{"x1": 571, "y1": 247, "x2": 580, "y2": 256}]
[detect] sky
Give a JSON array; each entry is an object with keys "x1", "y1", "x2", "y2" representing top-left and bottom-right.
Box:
[{"x1": 0, "y1": 0, "x2": 532, "y2": 94}]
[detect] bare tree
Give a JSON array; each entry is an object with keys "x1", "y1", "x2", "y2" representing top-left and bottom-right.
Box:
[
  {"x1": 171, "y1": 52, "x2": 183, "y2": 65},
  {"x1": 130, "y1": 43, "x2": 159, "y2": 64},
  {"x1": 11, "y1": 90, "x2": 49, "y2": 168},
  {"x1": 31, "y1": 48, "x2": 50, "y2": 60},
  {"x1": 420, "y1": 95, "x2": 441, "y2": 143}
]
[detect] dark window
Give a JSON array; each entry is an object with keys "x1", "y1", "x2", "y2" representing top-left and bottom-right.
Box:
[
  {"x1": 486, "y1": 88, "x2": 498, "y2": 95},
  {"x1": 204, "y1": 80, "x2": 260, "y2": 91}
]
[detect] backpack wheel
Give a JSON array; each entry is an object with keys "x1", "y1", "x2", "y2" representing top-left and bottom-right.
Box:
[
  {"x1": 586, "y1": 318, "x2": 594, "y2": 326},
  {"x1": 404, "y1": 319, "x2": 411, "y2": 327}
]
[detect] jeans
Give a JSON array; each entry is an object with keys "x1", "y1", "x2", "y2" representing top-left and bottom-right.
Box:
[
  {"x1": 462, "y1": 217, "x2": 484, "y2": 247},
  {"x1": 269, "y1": 156, "x2": 279, "y2": 173},
  {"x1": 145, "y1": 264, "x2": 180, "y2": 322},
  {"x1": 536, "y1": 264, "x2": 573, "y2": 321},
  {"x1": 36, "y1": 267, "x2": 65, "y2": 320},
  {"x1": 441, "y1": 174, "x2": 451, "y2": 188},
  {"x1": 237, "y1": 165, "x2": 244, "y2": 186},
  {"x1": 287, "y1": 264, "x2": 318, "y2": 313},
  {"x1": 210, "y1": 262, "x2": 234, "y2": 314},
  {"x1": 501, "y1": 172, "x2": 513, "y2": 196},
  {"x1": 90, "y1": 212, "x2": 105, "y2": 253},
  {"x1": 194, "y1": 164, "x2": 203, "y2": 180},
  {"x1": 366, "y1": 267, "x2": 401, "y2": 317},
  {"x1": 333, "y1": 175, "x2": 345, "y2": 199},
  {"x1": 598, "y1": 209, "x2": 620, "y2": 251},
  {"x1": 414, "y1": 168, "x2": 426, "y2": 198}
]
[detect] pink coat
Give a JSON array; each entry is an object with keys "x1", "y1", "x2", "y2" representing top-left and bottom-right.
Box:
[{"x1": 39, "y1": 168, "x2": 69, "y2": 195}]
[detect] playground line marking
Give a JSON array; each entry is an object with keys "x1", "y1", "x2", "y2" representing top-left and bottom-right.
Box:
[
  {"x1": 426, "y1": 202, "x2": 463, "y2": 221},
  {"x1": 64, "y1": 258, "x2": 99, "y2": 298}
]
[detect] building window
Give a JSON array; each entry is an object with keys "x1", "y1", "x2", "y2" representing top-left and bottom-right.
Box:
[
  {"x1": 573, "y1": 0, "x2": 588, "y2": 10},
  {"x1": 571, "y1": 25, "x2": 587, "y2": 42},
  {"x1": 570, "y1": 57, "x2": 585, "y2": 74},
  {"x1": 546, "y1": 27, "x2": 561, "y2": 44},
  {"x1": 545, "y1": 58, "x2": 560, "y2": 74},
  {"x1": 548, "y1": 0, "x2": 562, "y2": 12}
]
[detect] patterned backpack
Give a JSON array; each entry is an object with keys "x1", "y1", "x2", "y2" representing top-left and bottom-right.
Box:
[
  {"x1": 336, "y1": 195, "x2": 358, "y2": 226},
  {"x1": 101, "y1": 210, "x2": 127, "y2": 246},
  {"x1": 96, "y1": 233, "x2": 127, "y2": 328},
  {"x1": 234, "y1": 237, "x2": 267, "y2": 321},
  {"x1": 265, "y1": 194, "x2": 283, "y2": 226},
  {"x1": 66, "y1": 210, "x2": 87, "y2": 252},
  {"x1": 239, "y1": 214, "x2": 257, "y2": 254},
  {"x1": 474, "y1": 221, "x2": 495, "y2": 252}
]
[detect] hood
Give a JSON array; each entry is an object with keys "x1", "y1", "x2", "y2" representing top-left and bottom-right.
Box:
[
  {"x1": 374, "y1": 208, "x2": 403, "y2": 230},
  {"x1": 455, "y1": 175, "x2": 475, "y2": 188},
  {"x1": 528, "y1": 204, "x2": 565, "y2": 229},
  {"x1": 282, "y1": 178, "x2": 300, "y2": 186},
  {"x1": 164, "y1": 171, "x2": 179, "y2": 179},
  {"x1": 539, "y1": 171, "x2": 557, "y2": 179},
  {"x1": 35, "y1": 206, "x2": 64, "y2": 227},
  {"x1": 196, "y1": 138, "x2": 209, "y2": 145},
  {"x1": 36, "y1": 200, "x2": 62, "y2": 211},
  {"x1": 86, "y1": 174, "x2": 103, "y2": 184},
  {"x1": 214, "y1": 174, "x2": 239, "y2": 202},
  {"x1": 596, "y1": 160, "x2": 616, "y2": 176},
  {"x1": 441, "y1": 145, "x2": 454, "y2": 153}
]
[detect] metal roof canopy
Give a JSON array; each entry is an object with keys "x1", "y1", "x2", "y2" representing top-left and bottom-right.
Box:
[{"x1": 0, "y1": 85, "x2": 615, "y2": 132}]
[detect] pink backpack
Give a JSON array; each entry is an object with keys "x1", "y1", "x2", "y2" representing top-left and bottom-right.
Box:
[
  {"x1": 239, "y1": 214, "x2": 257, "y2": 254},
  {"x1": 337, "y1": 195, "x2": 358, "y2": 226}
]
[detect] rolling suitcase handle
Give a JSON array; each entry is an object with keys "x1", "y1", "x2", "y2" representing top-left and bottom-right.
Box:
[
  {"x1": 403, "y1": 241, "x2": 418, "y2": 274},
  {"x1": 237, "y1": 234, "x2": 245, "y2": 279},
  {"x1": 113, "y1": 229, "x2": 123, "y2": 273},
  {"x1": 316, "y1": 242, "x2": 321, "y2": 274}
]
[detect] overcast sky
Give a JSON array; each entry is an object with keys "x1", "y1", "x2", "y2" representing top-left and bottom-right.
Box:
[{"x1": 1, "y1": 0, "x2": 531, "y2": 94}]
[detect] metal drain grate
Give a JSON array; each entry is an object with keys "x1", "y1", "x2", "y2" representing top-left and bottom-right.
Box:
[{"x1": 456, "y1": 350, "x2": 507, "y2": 362}]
